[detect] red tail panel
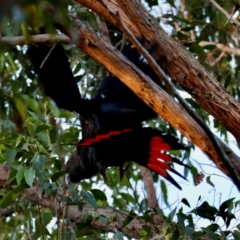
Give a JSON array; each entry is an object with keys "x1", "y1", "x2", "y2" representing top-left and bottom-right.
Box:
[
  {"x1": 146, "y1": 136, "x2": 174, "y2": 179},
  {"x1": 146, "y1": 135, "x2": 186, "y2": 190}
]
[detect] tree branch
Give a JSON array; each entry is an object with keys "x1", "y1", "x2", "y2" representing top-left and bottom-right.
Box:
[
  {"x1": 0, "y1": 165, "x2": 210, "y2": 239},
  {"x1": 0, "y1": 34, "x2": 70, "y2": 45},
  {"x1": 71, "y1": 19, "x2": 240, "y2": 181},
  {"x1": 209, "y1": 0, "x2": 240, "y2": 27},
  {"x1": 199, "y1": 41, "x2": 240, "y2": 56},
  {"x1": 112, "y1": 0, "x2": 240, "y2": 144},
  {"x1": 77, "y1": 0, "x2": 240, "y2": 143},
  {"x1": 111, "y1": 9, "x2": 240, "y2": 188},
  {"x1": 140, "y1": 166, "x2": 159, "y2": 210},
  {"x1": 0, "y1": 164, "x2": 161, "y2": 239}
]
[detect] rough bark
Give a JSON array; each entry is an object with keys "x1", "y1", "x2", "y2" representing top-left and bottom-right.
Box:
[
  {"x1": 78, "y1": 0, "x2": 240, "y2": 144},
  {"x1": 116, "y1": 0, "x2": 240, "y2": 141},
  {"x1": 76, "y1": 0, "x2": 141, "y2": 38}
]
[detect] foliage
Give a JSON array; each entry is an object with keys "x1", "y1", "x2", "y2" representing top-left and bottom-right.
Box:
[{"x1": 0, "y1": 0, "x2": 240, "y2": 239}]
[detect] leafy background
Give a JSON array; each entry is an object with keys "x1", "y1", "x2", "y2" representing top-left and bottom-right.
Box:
[{"x1": 0, "y1": 0, "x2": 240, "y2": 239}]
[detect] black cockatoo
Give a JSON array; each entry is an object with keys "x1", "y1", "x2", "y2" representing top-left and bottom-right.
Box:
[{"x1": 28, "y1": 41, "x2": 187, "y2": 189}]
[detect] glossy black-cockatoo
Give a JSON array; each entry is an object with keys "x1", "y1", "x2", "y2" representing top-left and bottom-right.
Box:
[{"x1": 28, "y1": 41, "x2": 187, "y2": 189}]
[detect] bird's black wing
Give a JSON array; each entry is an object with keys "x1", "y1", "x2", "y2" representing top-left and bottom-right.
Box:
[
  {"x1": 93, "y1": 42, "x2": 161, "y2": 121},
  {"x1": 28, "y1": 44, "x2": 83, "y2": 113}
]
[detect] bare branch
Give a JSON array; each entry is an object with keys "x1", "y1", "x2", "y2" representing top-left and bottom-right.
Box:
[
  {"x1": 199, "y1": 41, "x2": 240, "y2": 56},
  {"x1": 25, "y1": 187, "x2": 209, "y2": 239},
  {"x1": 209, "y1": 0, "x2": 240, "y2": 27},
  {"x1": 0, "y1": 34, "x2": 70, "y2": 45},
  {"x1": 140, "y1": 167, "x2": 159, "y2": 210}
]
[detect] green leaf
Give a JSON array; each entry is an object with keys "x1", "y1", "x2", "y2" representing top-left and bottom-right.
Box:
[
  {"x1": 172, "y1": 228, "x2": 180, "y2": 240},
  {"x1": 33, "y1": 155, "x2": 46, "y2": 169},
  {"x1": 41, "y1": 211, "x2": 52, "y2": 226},
  {"x1": 16, "y1": 167, "x2": 26, "y2": 185},
  {"x1": 28, "y1": 111, "x2": 41, "y2": 121},
  {"x1": 122, "y1": 210, "x2": 137, "y2": 227},
  {"x1": 38, "y1": 145, "x2": 49, "y2": 155},
  {"x1": 37, "y1": 132, "x2": 49, "y2": 142},
  {"x1": 206, "y1": 176, "x2": 215, "y2": 187},
  {"x1": 219, "y1": 198, "x2": 235, "y2": 212},
  {"x1": 205, "y1": 223, "x2": 219, "y2": 232},
  {"x1": 115, "y1": 230, "x2": 124, "y2": 240},
  {"x1": 168, "y1": 207, "x2": 177, "y2": 222},
  {"x1": 98, "y1": 215, "x2": 108, "y2": 224},
  {"x1": 83, "y1": 213, "x2": 94, "y2": 223},
  {"x1": 160, "y1": 180, "x2": 169, "y2": 206},
  {"x1": 24, "y1": 168, "x2": 35, "y2": 187},
  {"x1": 147, "y1": 0, "x2": 158, "y2": 7},
  {"x1": 236, "y1": 223, "x2": 240, "y2": 230},
  {"x1": 139, "y1": 229, "x2": 147, "y2": 237},
  {"x1": 90, "y1": 189, "x2": 107, "y2": 206},
  {"x1": 6, "y1": 148, "x2": 17, "y2": 165},
  {"x1": 121, "y1": 192, "x2": 136, "y2": 204},
  {"x1": 0, "y1": 182, "x2": 28, "y2": 208},
  {"x1": 54, "y1": 159, "x2": 62, "y2": 171},
  {"x1": 36, "y1": 124, "x2": 51, "y2": 133},
  {"x1": 181, "y1": 198, "x2": 190, "y2": 208},
  {"x1": 219, "y1": 198, "x2": 235, "y2": 227},
  {"x1": 51, "y1": 171, "x2": 65, "y2": 182},
  {"x1": 233, "y1": 230, "x2": 240, "y2": 239},
  {"x1": 83, "y1": 191, "x2": 98, "y2": 210},
  {"x1": 0, "y1": 190, "x2": 15, "y2": 208},
  {"x1": 195, "y1": 201, "x2": 218, "y2": 221},
  {"x1": 13, "y1": 96, "x2": 26, "y2": 120},
  {"x1": 15, "y1": 136, "x2": 22, "y2": 147}
]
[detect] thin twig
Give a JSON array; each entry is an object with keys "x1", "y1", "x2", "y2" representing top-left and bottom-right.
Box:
[
  {"x1": 199, "y1": 41, "x2": 240, "y2": 56},
  {"x1": 0, "y1": 34, "x2": 70, "y2": 45},
  {"x1": 209, "y1": 0, "x2": 240, "y2": 27},
  {"x1": 39, "y1": 44, "x2": 56, "y2": 68}
]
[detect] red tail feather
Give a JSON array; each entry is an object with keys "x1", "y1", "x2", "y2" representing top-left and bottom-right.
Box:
[
  {"x1": 77, "y1": 129, "x2": 132, "y2": 146},
  {"x1": 150, "y1": 151, "x2": 172, "y2": 161},
  {"x1": 150, "y1": 136, "x2": 171, "y2": 150},
  {"x1": 148, "y1": 157, "x2": 171, "y2": 171},
  {"x1": 146, "y1": 136, "x2": 174, "y2": 179},
  {"x1": 146, "y1": 135, "x2": 186, "y2": 189},
  {"x1": 147, "y1": 163, "x2": 168, "y2": 177}
]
